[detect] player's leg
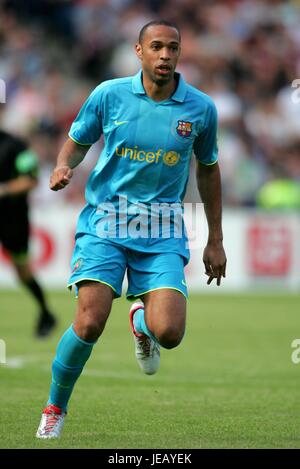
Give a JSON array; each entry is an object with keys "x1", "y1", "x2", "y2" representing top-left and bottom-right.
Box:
[
  {"x1": 73, "y1": 280, "x2": 114, "y2": 341},
  {"x1": 48, "y1": 281, "x2": 113, "y2": 411},
  {"x1": 37, "y1": 235, "x2": 126, "y2": 438},
  {"x1": 36, "y1": 281, "x2": 113, "y2": 439},
  {"x1": 13, "y1": 258, "x2": 56, "y2": 337},
  {"x1": 129, "y1": 289, "x2": 186, "y2": 375},
  {"x1": 1, "y1": 214, "x2": 56, "y2": 337},
  {"x1": 127, "y1": 251, "x2": 187, "y2": 374},
  {"x1": 143, "y1": 288, "x2": 186, "y2": 348}
]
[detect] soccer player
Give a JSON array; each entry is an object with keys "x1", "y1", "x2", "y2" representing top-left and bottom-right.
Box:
[
  {"x1": 0, "y1": 129, "x2": 56, "y2": 337},
  {"x1": 36, "y1": 20, "x2": 227, "y2": 439}
]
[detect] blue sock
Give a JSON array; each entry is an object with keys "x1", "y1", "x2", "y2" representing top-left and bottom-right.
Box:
[
  {"x1": 47, "y1": 325, "x2": 95, "y2": 411},
  {"x1": 133, "y1": 308, "x2": 157, "y2": 343}
]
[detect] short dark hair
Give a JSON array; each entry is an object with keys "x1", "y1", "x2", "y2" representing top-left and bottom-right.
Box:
[{"x1": 138, "y1": 20, "x2": 181, "y2": 44}]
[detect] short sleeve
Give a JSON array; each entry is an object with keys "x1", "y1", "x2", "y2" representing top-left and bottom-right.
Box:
[
  {"x1": 15, "y1": 149, "x2": 38, "y2": 178},
  {"x1": 69, "y1": 85, "x2": 103, "y2": 145},
  {"x1": 193, "y1": 101, "x2": 218, "y2": 165}
]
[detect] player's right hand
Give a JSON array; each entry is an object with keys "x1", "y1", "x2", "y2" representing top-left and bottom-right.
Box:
[{"x1": 50, "y1": 166, "x2": 73, "y2": 191}]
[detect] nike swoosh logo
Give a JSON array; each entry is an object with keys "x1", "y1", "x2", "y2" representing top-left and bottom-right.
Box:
[{"x1": 115, "y1": 120, "x2": 129, "y2": 126}]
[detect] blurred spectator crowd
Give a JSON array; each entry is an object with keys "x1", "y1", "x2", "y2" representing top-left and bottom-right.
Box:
[{"x1": 0, "y1": 0, "x2": 300, "y2": 207}]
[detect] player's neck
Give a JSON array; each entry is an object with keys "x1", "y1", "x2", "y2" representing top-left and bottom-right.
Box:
[{"x1": 142, "y1": 73, "x2": 177, "y2": 102}]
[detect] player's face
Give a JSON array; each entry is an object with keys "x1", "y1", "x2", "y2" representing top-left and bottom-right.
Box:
[{"x1": 135, "y1": 25, "x2": 181, "y2": 85}]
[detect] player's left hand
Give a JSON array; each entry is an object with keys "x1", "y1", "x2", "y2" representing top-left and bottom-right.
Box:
[{"x1": 203, "y1": 241, "x2": 227, "y2": 286}]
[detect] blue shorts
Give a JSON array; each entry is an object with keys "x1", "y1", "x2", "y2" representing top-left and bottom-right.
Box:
[{"x1": 68, "y1": 235, "x2": 188, "y2": 300}]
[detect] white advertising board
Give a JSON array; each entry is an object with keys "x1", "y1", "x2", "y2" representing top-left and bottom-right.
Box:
[{"x1": 0, "y1": 206, "x2": 299, "y2": 292}]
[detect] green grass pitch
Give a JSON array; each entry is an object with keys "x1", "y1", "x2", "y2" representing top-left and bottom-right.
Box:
[{"x1": 0, "y1": 289, "x2": 299, "y2": 449}]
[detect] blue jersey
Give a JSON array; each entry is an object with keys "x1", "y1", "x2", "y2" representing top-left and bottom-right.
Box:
[{"x1": 69, "y1": 70, "x2": 218, "y2": 264}]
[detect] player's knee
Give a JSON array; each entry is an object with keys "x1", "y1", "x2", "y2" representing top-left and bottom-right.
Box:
[
  {"x1": 156, "y1": 327, "x2": 184, "y2": 349},
  {"x1": 74, "y1": 314, "x2": 105, "y2": 342}
]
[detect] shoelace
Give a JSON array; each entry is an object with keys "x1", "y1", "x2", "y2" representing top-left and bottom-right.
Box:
[
  {"x1": 44, "y1": 411, "x2": 60, "y2": 433},
  {"x1": 139, "y1": 337, "x2": 152, "y2": 356}
]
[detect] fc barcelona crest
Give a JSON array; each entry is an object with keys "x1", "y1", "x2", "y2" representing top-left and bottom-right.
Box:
[{"x1": 176, "y1": 120, "x2": 192, "y2": 138}]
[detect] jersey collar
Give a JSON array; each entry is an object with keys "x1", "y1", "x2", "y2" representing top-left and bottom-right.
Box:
[{"x1": 132, "y1": 70, "x2": 187, "y2": 103}]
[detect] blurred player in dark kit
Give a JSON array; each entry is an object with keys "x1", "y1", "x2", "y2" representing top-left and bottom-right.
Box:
[{"x1": 0, "y1": 128, "x2": 56, "y2": 337}]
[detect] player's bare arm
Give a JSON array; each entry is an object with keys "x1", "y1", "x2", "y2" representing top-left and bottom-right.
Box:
[
  {"x1": 0, "y1": 175, "x2": 37, "y2": 198},
  {"x1": 50, "y1": 138, "x2": 90, "y2": 191},
  {"x1": 196, "y1": 160, "x2": 227, "y2": 286}
]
